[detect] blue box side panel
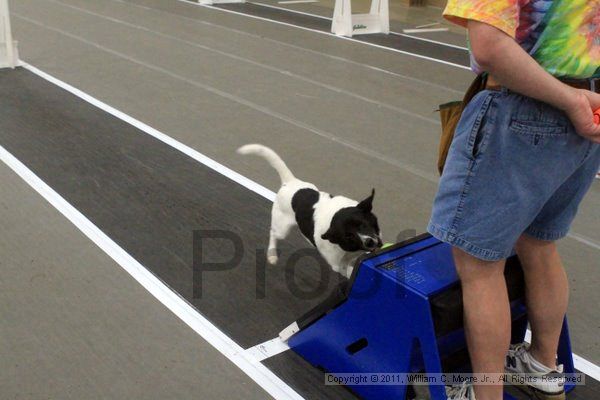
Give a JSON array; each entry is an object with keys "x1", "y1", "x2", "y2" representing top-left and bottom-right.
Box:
[{"x1": 289, "y1": 265, "x2": 435, "y2": 399}]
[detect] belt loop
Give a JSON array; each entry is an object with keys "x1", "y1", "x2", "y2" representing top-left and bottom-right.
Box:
[{"x1": 591, "y1": 79, "x2": 596, "y2": 92}]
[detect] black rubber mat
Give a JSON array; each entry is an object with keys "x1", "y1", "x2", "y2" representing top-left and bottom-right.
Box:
[
  {"x1": 215, "y1": 2, "x2": 470, "y2": 68},
  {"x1": 0, "y1": 67, "x2": 344, "y2": 346},
  {"x1": 1, "y1": 68, "x2": 598, "y2": 400}
]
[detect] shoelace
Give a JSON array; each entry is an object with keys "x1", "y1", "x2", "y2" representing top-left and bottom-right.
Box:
[
  {"x1": 445, "y1": 382, "x2": 470, "y2": 399},
  {"x1": 510, "y1": 342, "x2": 529, "y2": 357},
  {"x1": 510, "y1": 343, "x2": 565, "y2": 388}
]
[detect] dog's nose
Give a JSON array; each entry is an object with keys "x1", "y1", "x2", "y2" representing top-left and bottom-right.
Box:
[
  {"x1": 359, "y1": 233, "x2": 382, "y2": 251},
  {"x1": 364, "y1": 237, "x2": 381, "y2": 250},
  {"x1": 365, "y1": 238, "x2": 376, "y2": 249}
]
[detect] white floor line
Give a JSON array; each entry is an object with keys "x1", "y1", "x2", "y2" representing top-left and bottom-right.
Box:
[
  {"x1": 174, "y1": 0, "x2": 470, "y2": 70},
  {"x1": 22, "y1": 62, "x2": 277, "y2": 202},
  {"x1": 110, "y1": 0, "x2": 463, "y2": 95},
  {"x1": 15, "y1": 15, "x2": 440, "y2": 183},
  {"x1": 245, "y1": 1, "x2": 469, "y2": 51},
  {"x1": 574, "y1": 354, "x2": 600, "y2": 382},
  {"x1": 415, "y1": 22, "x2": 439, "y2": 29},
  {"x1": 0, "y1": 144, "x2": 302, "y2": 400},
  {"x1": 567, "y1": 231, "x2": 600, "y2": 252},
  {"x1": 245, "y1": 337, "x2": 291, "y2": 362},
  {"x1": 402, "y1": 28, "x2": 448, "y2": 34},
  {"x1": 45, "y1": 0, "x2": 441, "y2": 125},
  {"x1": 17, "y1": 60, "x2": 600, "y2": 381},
  {"x1": 249, "y1": 1, "x2": 331, "y2": 20}
]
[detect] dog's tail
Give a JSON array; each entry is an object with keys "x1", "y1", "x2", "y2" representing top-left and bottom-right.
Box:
[{"x1": 237, "y1": 144, "x2": 295, "y2": 184}]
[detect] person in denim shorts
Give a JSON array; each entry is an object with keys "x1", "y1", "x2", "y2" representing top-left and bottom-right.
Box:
[{"x1": 429, "y1": 1, "x2": 600, "y2": 400}]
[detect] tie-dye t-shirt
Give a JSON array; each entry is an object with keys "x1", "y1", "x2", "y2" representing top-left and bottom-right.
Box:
[{"x1": 443, "y1": 0, "x2": 600, "y2": 79}]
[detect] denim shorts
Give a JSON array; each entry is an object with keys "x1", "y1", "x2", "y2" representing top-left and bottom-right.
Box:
[{"x1": 428, "y1": 88, "x2": 600, "y2": 261}]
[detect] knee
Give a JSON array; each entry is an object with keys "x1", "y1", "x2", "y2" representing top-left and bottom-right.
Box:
[
  {"x1": 452, "y1": 247, "x2": 506, "y2": 285},
  {"x1": 515, "y1": 234, "x2": 558, "y2": 258}
]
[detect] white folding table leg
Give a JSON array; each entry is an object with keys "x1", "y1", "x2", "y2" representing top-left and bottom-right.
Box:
[
  {"x1": 1, "y1": 0, "x2": 18, "y2": 69},
  {"x1": 370, "y1": 0, "x2": 389, "y2": 34},
  {"x1": 331, "y1": 0, "x2": 353, "y2": 36},
  {"x1": 331, "y1": 0, "x2": 389, "y2": 37}
]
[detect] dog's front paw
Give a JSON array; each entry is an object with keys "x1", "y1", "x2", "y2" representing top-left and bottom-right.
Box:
[{"x1": 267, "y1": 248, "x2": 279, "y2": 265}]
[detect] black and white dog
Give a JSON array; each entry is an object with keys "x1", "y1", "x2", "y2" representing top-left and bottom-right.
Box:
[{"x1": 237, "y1": 144, "x2": 382, "y2": 278}]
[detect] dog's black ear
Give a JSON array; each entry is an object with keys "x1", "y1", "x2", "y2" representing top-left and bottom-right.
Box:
[
  {"x1": 357, "y1": 189, "x2": 375, "y2": 213},
  {"x1": 321, "y1": 227, "x2": 341, "y2": 244}
]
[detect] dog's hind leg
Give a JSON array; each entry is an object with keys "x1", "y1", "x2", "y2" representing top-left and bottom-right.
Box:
[{"x1": 267, "y1": 202, "x2": 295, "y2": 265}]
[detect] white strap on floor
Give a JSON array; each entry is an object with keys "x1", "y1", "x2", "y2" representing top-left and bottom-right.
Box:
[
  {"x1": 245, "y1": 337, "x2": 291, "y2": 362},
  {"x1": 331, "y1": 0, "x2": 389, "y2": 37},
  {"x1": 0, "y1": 0, "x2": 18, "y2": 68}
]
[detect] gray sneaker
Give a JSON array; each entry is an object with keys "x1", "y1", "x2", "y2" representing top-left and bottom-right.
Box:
[
  {"x1": 445, "y1": 382, "x2": 476, "y2": 400},
  {"x1": 505, "y1": 343, "x2": 566, "y2": 400}
]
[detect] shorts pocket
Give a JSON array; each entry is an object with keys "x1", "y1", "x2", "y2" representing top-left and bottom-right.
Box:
[
  {"x1": 509, "y1": 119, "x2": 568, "y2": 146},
  {"x1": 466, "y1": 92, "x2": 496, "y2": 159}
]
